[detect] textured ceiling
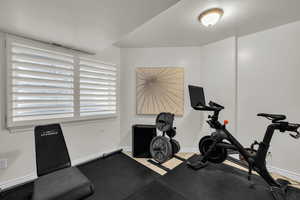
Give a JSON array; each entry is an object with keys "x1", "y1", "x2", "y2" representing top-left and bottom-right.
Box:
[
  {"x1": 0, "y1": 0, "x2": 180, "y2": 52},
  {"x1": 116, "y1": 0, "x2": 300, "y2": 48}
]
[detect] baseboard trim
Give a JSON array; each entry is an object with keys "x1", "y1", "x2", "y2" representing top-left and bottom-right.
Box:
[
  {"x1": 229, "y1": 154, "x2": 300, "y2": 182},
  {"x1": 2, "y1": 148, "x2": 299, "y2": 190},
  {"x1": 72, "y1": 152, "x2": 103, "y2": 166},
  {"x1": 0, "y1": 149, "x2": 119, "y2": 190},
  {"x1": 268, "y1": 166, "x2": 300, "y2": 183},
  {"x1": 121, "y1": 145, "x2": 300, "y2": 182},
  {"x1": 72, "y1": 148, "x2": 121, "y2": 166},
  {"x1": 0, "y1": 172, "x2": 37, "y2": 190},
  {"x1": 180, "y1": 147, "x2": 198, "y2": 153},
  {"x1": 120, "y1": 146, "x2": 198, "y2": 153},
  {"x1": 120, "y1": 146, "x2": 131, "y2": 152}
]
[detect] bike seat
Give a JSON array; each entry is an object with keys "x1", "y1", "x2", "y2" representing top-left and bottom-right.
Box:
[{"x1": 257, "y1": 113, "x2": 286, "y2": 122}]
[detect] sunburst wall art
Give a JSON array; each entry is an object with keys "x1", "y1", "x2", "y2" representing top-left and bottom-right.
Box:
[{"x1": 136, "y1": 67, "x2": 184, "y2": 115}]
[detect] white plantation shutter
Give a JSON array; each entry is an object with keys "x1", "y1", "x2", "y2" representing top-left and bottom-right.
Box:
[
  {"x1": 7, "y1": 42, "x2": 75, "y2": 125},
  {"x1": 79, "y1": 58, "x2": 117, "y2": 117},
  {"x1": 6, "y1": 36, "x2": 118, "y2": 128}
]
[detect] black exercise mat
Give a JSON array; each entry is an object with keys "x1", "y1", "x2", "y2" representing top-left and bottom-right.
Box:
[
  {"x1": 0, "y1": 182, "x2": 33, "y2": 200},
  {"x1": 160, "y1": 154, "x2": 300, "y2": 200},
  {"x1": 78, "y1": 152, "x2": 160, "y2": 200},
  {"x1": 124, "y1": 180, "x2": 188, "y2": 200}
]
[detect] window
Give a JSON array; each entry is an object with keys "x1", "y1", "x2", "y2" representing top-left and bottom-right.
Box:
[
  {"x1": 6, "y1": 36, "x2": 118, "y2": 128},
  {"x1": 79, "y1": 58, "x2": 117, "y2": 117}
]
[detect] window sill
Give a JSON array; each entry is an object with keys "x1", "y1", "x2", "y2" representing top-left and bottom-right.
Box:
[{"x1": 8, "y1": 114, "x2": 119, "y2": 134}]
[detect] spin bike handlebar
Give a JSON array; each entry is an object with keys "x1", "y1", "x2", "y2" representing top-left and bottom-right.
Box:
[
  {"x1": 285, "y1": 123, "x2": 300, "y2": 139},
  {"x1": 257, "y1": 113, "x2": 300, "y2": 139},
  {"x1": 285, "y1": 122, "x2": 300, "y2": 131},
  {"x1": 275, "y1": 122, "x2": 300, "y2": 139},
  {"x1": 192, "y1": 101, "x2": 224, "y2": 112},
  {"x1": 208, "y1": 101, "x2": 224, "y2": 111}
]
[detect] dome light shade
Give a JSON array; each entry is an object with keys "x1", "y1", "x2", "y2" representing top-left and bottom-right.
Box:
[{"x1": 199, "y1": 8, "x2": 224, "y2": 27}]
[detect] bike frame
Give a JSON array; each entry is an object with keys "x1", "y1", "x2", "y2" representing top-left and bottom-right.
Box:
[
  {"x1": 188, "y1": 85, "x2": 300, "y2": 200},
  {"x1": 206, "y1": 110, "x2": 282, "y2": 187}
]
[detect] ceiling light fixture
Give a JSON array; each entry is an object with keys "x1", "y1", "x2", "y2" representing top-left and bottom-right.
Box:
[{"x1": 198, "y1": 8, "x2": 224, "y2": 27}]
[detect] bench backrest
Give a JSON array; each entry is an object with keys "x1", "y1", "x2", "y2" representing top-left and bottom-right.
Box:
[{"x1": 34, "y1": 124, "x2": 71, "y2": 176}]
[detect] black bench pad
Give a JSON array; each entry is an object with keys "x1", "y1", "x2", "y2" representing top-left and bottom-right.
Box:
[{"x1": 32, "y1": 167, "x2": 94, "y2": 200}]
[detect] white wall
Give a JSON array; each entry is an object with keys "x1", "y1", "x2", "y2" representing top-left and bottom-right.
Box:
[
  {"x1": 120, "y1": 26, "x2": 300, "y2": 178},
  {"x1": 120, "y1": 37, "x2": 236, "y2": 150},
  {"x1": 0, "y1": 33, "x2": 121, "y2": 189},
  {"x1": 238, "y1": 21, "x2": 300, "y2": 174},
  {"x1": 2, "y1": 18, "x2": 300, "y2": 189}
]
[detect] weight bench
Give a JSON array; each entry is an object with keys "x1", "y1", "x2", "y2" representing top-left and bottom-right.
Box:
[{"x1": 33, "y1": 124, "x2": 94, "y2": 200}]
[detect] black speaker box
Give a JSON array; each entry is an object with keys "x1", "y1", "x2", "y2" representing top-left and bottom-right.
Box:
[{"x1": 132, "y1": 124, "x2": 157, "y2": 158}]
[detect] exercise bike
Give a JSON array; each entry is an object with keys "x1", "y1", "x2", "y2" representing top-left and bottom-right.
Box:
[{"x1": 187, "y1": 85, "x2": 300, "y2": 200}]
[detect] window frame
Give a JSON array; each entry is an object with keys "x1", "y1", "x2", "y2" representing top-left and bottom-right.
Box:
[{"x1": 6, "y1": 35, "x2": 118, "y2": 129}]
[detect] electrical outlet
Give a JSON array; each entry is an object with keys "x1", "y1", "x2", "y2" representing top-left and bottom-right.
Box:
[{"x1": 0, "y1": 159, "x2": 8, "y2": 169}]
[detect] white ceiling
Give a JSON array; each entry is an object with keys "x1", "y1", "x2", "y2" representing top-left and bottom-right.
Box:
[
  {"x1": 0, "y1": 0, "x2": 179, "y2": 52},
  {"x1": 116, "y1": 0, "x2": 300, "y2": 48}
]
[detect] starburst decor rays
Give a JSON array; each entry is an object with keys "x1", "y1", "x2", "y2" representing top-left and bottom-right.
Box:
[{"x1": 136, "y1": 67, "x2": 184, "y2": 115}]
